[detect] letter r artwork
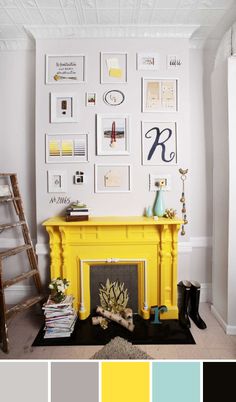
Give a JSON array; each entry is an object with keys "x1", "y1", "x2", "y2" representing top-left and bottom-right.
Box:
[{"x1": 142, "y1": 122, "x2": 177, "y2": 165}]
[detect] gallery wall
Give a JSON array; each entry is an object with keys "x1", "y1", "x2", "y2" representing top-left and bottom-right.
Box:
[{"x1": 0, "y1": 38, "x2": 213, "y2": 303}]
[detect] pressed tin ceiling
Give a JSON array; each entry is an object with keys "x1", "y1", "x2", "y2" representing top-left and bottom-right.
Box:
[{"x1": 0, "y1": 0, "x2": 236, "y2": 48}]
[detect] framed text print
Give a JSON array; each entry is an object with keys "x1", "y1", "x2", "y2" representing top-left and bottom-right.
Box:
[
  {"x1": 46, "y1": 134, "x2": 88, "y2": 163},
  {"x1": 101, "y1": 52, "x2": 127, "y2": 84},
  {"x1": 142, "y1": 121, "x2": 177, "y2": 165},
  {"x1": 46, "y1": 54, "x2": 85, "y2": 84},
  {"x1": 142, "y1": 78, "x2": 178, "y2": 112},
  {"x1": 47, "y1": 170, "x2": 67, "y2": 193},
  {"x1": 96, "y1": 114, "x2": 130, "y2": 155},
  {"x1": 95, "y1": 164, "x2": 132, "y2": 193}
]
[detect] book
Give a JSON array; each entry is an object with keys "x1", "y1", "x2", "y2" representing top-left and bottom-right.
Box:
[{"x1": 66, "y1": 215, "x2": 89, "y2": 222}]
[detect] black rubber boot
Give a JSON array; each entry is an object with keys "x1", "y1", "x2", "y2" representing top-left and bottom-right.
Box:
[
  {"x1": 189, "y1": 281, "x2": 207, "y2": 329},
  {"x1": 177, "y1": 280, "x2": 191, "y2": 328}
]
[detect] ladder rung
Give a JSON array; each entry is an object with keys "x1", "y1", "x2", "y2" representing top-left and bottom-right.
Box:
[
  {"x1": 3, "y1": 269, "x2": 39, "y2": 288},
  {"x1": 6, "y1": 295, "x2": 45, "y2": 320},
  {"x1": 0, "y1": 196, "x2": 21, "y2": 203},
  {"x1": 0, "y1": 244, "x2": 32, "y2": 259},
  {"x1": 0, "y1": 221, "x2": 26, "y2": 230},
  {"x1": 0, "y1": 173, "x2": 16, "y2": 177}
]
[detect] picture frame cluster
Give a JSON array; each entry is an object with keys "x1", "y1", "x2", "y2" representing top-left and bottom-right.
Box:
[{"x1": 45, "y1": 51, "x2": 182, "y2": 194}]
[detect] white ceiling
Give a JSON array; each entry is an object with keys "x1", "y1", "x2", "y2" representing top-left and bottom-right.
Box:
[{"x1": 0, "y1": 0, "x2": 236, "y2": 46}]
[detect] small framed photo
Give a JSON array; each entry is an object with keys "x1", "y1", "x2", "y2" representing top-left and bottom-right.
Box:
[
  {"x1": 46, "y1": 133, "x2": 88, "y2": 163},
  {"x1": 95, "y1": 164, "x2": 132, "y2": 193},
  {"x1": 167, "y1": 55, "x2": 182, "y2": 69},
  {"x1": 96, "y1": 114, "x2": 130, "y2": 155},
  {"x1": 142, "y1": 78, "x2": 178, "y2": 112},
  {"x1": 86, "y1": 92, "x2": 96, "y2": 106},
  {"x1": 47, "y1": 170, "x2": 67, "y2": 193},
  {"x1": 46, "y1": 54, "x2": 85, "y2": 84},
  {"x1": 142, "y1": 121, "x2": 177, "y2": 165},
  {"x1": 137, "y1": 53, "x2": 159, "y2": 70},
  {"x1": 50, "y1": 93, "x2": 79, "y2": 123},
  {"x1": 101, "y1": 52, "x2": 127, "y2": 84}
]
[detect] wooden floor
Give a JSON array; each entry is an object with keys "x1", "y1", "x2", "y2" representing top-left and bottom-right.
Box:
[{"x1": 1, "y1": 303, "x2": 236, "y2": 360}]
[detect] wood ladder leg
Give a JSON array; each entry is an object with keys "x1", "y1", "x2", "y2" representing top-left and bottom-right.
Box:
[{"x1": 0, "y1": 259, "x2": 9, "y2": 353}]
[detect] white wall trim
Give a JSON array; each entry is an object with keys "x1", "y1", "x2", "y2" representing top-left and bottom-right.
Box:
[
  {"x1": 25, "y1": 24, "x2": 199, "y2": 40},
  {"x1": 211, "y1": 304, "x2": 236, "y2": 335},
  {"x1": 0, "y1": 38, "x2": 35, "y2": 51},
  {"x1": 1, "y1": 236, "x2": 212, "y2": 256}
]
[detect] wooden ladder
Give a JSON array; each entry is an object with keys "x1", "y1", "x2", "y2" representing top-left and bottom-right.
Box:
[{"x1": 0, "y1": 173, "x2": 44, "y2": 353}]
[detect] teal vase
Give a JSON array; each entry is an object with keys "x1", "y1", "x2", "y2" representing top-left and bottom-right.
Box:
[{"x1": 154, "y1": 189, "x2": 165, "y2": 217}]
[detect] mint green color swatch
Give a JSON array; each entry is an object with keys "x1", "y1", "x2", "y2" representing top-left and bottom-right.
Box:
[{"x1": 152, "y1": 362, "x2": 200, "y2": 402}]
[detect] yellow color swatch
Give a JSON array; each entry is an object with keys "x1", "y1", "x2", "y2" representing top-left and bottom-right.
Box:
[
  {"x1": 49, "y1": 140, "x2": 60, "y2": 156},
  {"x1": 109, "y1": 67, "x2": 122, "y2": 78},
  {"x1": 102, "y1": 362, "x2": 150, "y2": 402},
  {"x1": 61, "y1": 140, "x2": 73, "y2": 156}
]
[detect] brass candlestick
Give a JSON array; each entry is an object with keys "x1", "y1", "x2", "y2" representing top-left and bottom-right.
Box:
[{"x1": 179, "y1": 168, "x2": 188, "y2": 235}]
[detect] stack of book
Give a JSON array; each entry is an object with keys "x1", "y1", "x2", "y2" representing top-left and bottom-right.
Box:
[
  {"x1": 66, "y1": 202, "x2": 89, "y2": 221},
  {"x1": 43, "y1": 295, "x2": 77, "y2": 338}
]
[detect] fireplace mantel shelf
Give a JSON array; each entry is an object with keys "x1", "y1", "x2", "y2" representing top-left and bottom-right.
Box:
[
  {"x1": 43, "y1": 215, "x2": 183, "y2": 321},
  {"x1": 43, "y1": 215, "x2": 183, "y2": 226}
]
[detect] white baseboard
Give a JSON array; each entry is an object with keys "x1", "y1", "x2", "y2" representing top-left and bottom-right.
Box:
[
  {"x1": 211, "y1": 304, "x2": 236, "y2": 335},
  {"x1": 4, "y1": 284, "x2": 34, "y2": 305}
]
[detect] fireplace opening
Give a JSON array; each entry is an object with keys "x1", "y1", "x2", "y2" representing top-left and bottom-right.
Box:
[{"x1": 90, "y1": 264, "x2": 138, "y2": 314}]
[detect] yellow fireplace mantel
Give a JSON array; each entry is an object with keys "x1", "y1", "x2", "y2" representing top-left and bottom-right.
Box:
[{"x1": 43, "y1": 216, "x2": 183, "y2": 320}]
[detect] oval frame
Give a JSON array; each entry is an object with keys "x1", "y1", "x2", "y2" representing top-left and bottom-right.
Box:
[{"x1": 103, "y1": 90, "x2": 125, "y2": 106}]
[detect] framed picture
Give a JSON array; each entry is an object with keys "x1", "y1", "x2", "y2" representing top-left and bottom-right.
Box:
[
  {"x1": 167, "y1": 55, "x2": 182, "y2": 69},
  {"x1": 47, "y1": 170, "x2": 67, "y2": 193},
  {"x1": 95, "y1": 164, "x2": 132, "y2": 193},
  {"x1": 137, "y1": 53, "x2": 159, "y2": 70},
  {"x1": 101, "y1": 52, "x2": 127, "y2": 84},
  {"x1": 46, "y1": 54, "x2": 85, "y2": 84},
  {"x1": 50, "y1": 93, "x2": 79, "y2": 123},
  {"x1": 46, "y1": 133, "x2": 88, "y2": 163},
  {"x1": 142, "y1": 121, "x2": 177, "y2": 165},
  {"x1": 142, "y1": 78, "x2": 178, "y2": 112},
  {"x1": 96, "y1": 114, "x2": 130, "y2": 155},
  {"x1": 103, "y1": 90, "x2": 125, "y2": 106},
  {"x1": 86, "y1": 92, "x2": 96, "y2": 106}
]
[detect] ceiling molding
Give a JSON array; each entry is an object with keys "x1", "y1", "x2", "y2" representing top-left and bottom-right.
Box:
[
  {"x1": 24, "y1": 24, "x2": 200, "y2": 40},
  {"x1": 0, "y1": 38, "x2": 35, "y2": 51}
]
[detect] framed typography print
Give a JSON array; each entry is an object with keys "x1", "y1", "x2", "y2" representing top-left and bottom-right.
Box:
[
  {"x1": 101, "y1": 52, "x2": 127, "y2": 84},
  {"x1": 142, "y1": 78, "x2": 178, "y2": 112},
  {"x1": 142, "y1": 122, "x2": 177, "y2": 165},
  {"x1": 95, "y1": 164, "x2": 132, "y2": 193},
  {"x1": 46, "y1": 54, "x2": 85, "y2": 84},
  {"x1": 96, "y1": 114, "x2": 130, "y2": 155},
  {"x1": 46, "y1": 133, "x2": 88, "y2": 163}
]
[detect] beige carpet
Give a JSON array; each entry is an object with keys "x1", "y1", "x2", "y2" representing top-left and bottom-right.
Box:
[{"x1": 90, "y1": 337, "x2": 152, "y2": 360}]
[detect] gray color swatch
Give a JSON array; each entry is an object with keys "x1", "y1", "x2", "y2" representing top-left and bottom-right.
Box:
[
  {"x1": 0, "y1": 362, "x2": 48, "y2": 402},
  {"x1": 51, "y1": 362, "x2": 99, "y2": 402}
]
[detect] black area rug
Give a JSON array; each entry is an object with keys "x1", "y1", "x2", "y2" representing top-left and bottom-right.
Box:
[{"x1": 32, "y1": 315, "x2": 195, "y2": 347}]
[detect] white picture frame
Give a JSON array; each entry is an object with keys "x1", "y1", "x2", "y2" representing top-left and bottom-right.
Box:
[
  {"x1": 137, "y1": 53, "x2": 159, "y2": 70},
  {"x1": 86, "y1": 92, "x2": 97, "y2": 106},
  {"x1": 47, "y1": 170, "x2": 67, "y2": 193},
  {"x1": 46, "y1": 54, "x2": 85, "y2": 84},
  {"x1": 142, "y1": 121, "x2": 177, "y2": 165},
  {"x1": 46, "y1": 133, "x2": 89, "y2": 164},
  {"x1": 95, "y1": 164, "x2": 132, "y2": 193},
  {"x1": 101, "y1": 52, "x2": 128, "y2": 84},
  {"x1": 167, "y1": 55, "x2": 183, "y2": 69},
  {"x1": 96, "y1": 114, "x2": 130, "y2": 156},
  {"x1": 50, "y1": 92, "x2": 79, "y2": 123},
  {"x1": 142, "y1": 78, "x2": 178, "y2": 112}
]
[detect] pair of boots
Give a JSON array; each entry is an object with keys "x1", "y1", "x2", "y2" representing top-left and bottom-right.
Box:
[{"x1": 178, "y1": 280, "x2": 207, "y2": 330}]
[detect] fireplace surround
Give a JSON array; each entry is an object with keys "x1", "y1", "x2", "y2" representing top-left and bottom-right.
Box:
[{"x1": 43, "y1": 216, "x2": 182, "y2": 320}]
